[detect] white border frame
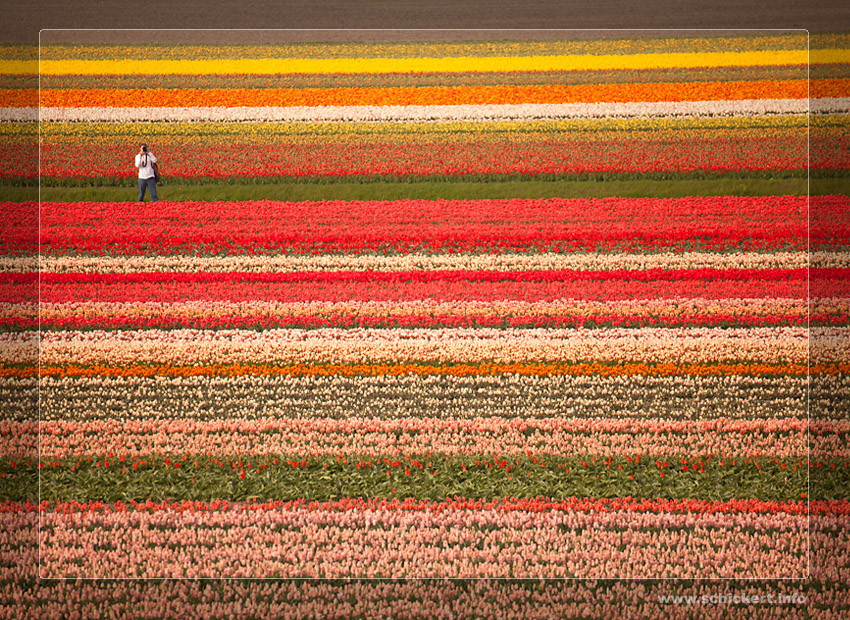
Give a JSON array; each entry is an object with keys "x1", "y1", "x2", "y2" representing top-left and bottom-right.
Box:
[{"x1": 35, "y1": 27, "x2": 812, "y2": 583}]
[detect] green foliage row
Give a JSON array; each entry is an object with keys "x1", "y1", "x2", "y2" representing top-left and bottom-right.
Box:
[
  {"x1": 13, "y1": 453, "x2": 822, "y2": 504},
  {"x1": 21, "y1": 169, "x2": 815, "y2": 189},
  {"x1": 4, "y1": 176, "x2": 826, "y2": 204}
]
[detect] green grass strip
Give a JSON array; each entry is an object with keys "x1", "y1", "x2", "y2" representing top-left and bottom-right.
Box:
[
  {"x1": 23, "y1": 169, "x2": 819, "y2": 189},
  {"x1": 5, "y1": 176, "x2": 819, "y2": 203},
  {"x1": 14, "y1": 453, "x2": 820, "y2": 504}
]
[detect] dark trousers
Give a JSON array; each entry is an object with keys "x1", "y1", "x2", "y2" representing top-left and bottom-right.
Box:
[{"x1": 138, "y1": 177, "x2": 158, "y2": 202}]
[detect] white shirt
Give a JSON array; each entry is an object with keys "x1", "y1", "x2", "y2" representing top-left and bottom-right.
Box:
[{"x1": 135, "y1": 152, "x2": 158, "y2": 179}]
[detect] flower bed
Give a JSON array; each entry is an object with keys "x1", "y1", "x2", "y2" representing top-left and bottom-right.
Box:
[{"x1": 4, "y1": 31, "x2": 850, "y2": 601}]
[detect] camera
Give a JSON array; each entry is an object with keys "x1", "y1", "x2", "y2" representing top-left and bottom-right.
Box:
[{"x1": 141, "y1": 145, "x2": 148, "y2": 152}]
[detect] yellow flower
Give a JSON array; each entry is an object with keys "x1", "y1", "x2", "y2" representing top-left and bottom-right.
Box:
[{"x1": 11, "y1": 49, "x2": 815, "y2": 76}]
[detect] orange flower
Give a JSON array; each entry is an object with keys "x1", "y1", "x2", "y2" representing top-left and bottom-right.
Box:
[{"x1": 28, "y1": 79, "x2": 820, "y2": 109}]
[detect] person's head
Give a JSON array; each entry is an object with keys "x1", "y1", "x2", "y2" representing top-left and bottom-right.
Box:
[{"x1": 140, "y1": 143, "x2": 148, "y2": 153}]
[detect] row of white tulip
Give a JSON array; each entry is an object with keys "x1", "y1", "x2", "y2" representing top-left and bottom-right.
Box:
[{"x1": 9, "y1": 98, "x2": 846, "y2": 123}]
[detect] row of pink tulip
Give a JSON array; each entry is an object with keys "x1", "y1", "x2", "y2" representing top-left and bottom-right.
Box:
[
  {"x1": 9, "y1": 496, "x2": 843, "y2": 615},
  {"x1": 28, "y1": 251, "x2": 809, "y2": 274},
  {"x1": 18, "y1": 296, "x2": 814, "y2": 330},
  {"x1": 31, "y1": 416, "x2": 813, "y2": 458},
  {"x1": 33, "y1": 502, "x2": 808, "y2": 578},
  {"x1": 11, "y1": 575, "x2": 833, "y2": 620}
]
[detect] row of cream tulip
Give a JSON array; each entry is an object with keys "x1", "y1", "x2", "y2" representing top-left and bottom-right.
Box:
[
  {"x1": 4, "y1": 251, "x2": 811, "y2": 274},
  {"x1": 14, "y1": 297, "x2": 816, "y2": 319},
  {"x1": 8, "y1": 98, "x2": 847, "y2": 123},
  {"x1": 20, "y1": 326, "x2": 822, "y2": 366},
  {"x1": 34, "y1": 372, "x2": 813, "y2": 421}
]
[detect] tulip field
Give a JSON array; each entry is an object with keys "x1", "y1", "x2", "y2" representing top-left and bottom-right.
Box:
[{"x1": 2, "y1": 30, "x2": 850, "y2": 616}]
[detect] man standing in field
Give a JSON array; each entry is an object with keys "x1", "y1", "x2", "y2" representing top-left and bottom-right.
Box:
[{"x1": 134, "y1": 143, "x2": 159, "y2": 202}]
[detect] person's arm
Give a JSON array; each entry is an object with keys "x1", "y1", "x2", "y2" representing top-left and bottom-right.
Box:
[
  {"x1": 134, "y1": 154, "x2": 140, "y2": 168},
  {"x1": 150, "y1": 154, "x2": 157, "y2": 163}
]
